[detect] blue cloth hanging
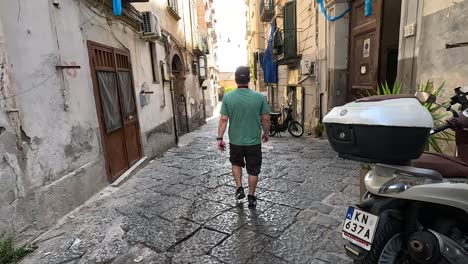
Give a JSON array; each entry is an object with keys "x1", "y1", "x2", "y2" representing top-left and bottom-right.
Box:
[
  {"x1": 263, "y1": 21, "x2": 278, "y2": 84},
  {"x1": 365, "y1": 0, "x2": 372, "y2": 17},
  {"x1": 113, "y1": 0, "x2": 122, "y2": 16},
  {"x1": 316, "y1": 0, "x2": 351, "y2": 22}
]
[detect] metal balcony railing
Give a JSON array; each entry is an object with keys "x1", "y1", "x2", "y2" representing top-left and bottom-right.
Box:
[{"x1": 260, "y1": 0, "x2": 275, "y2": 22}]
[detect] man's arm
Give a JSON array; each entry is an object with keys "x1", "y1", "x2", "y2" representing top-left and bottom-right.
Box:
[
  {"x1": 218, "y1": 115, "x2": 229, "y2": 139},
  {"x1": 261, "y1": 113, "x2": 270, "y2": 142},
  {"x1": 217, "y1": 115, "x2": 228, "y2": 150}
]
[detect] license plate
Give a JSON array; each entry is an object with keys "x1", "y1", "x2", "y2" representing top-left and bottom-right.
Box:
[{"x1": 342, "y1": 207, "x2": 379, "y2": 251}]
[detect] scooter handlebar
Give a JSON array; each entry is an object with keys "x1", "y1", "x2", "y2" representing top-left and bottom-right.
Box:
[{"x1": 431, "y1": 124, "x2": 451, "y2": 135}]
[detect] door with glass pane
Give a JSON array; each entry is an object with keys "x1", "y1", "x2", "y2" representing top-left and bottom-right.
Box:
[{"x1": 88, "y1": 42, "x2": 142, "y2": 182}]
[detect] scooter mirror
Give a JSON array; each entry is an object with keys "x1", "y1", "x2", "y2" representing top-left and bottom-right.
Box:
[{"x1": 415, "y1": 91, "x2": 437, "y2": 104}]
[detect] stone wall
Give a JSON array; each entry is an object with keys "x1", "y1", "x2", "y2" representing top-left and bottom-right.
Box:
[{"x1": 417, "y1": 0, "x2": 468, "y2": 101}]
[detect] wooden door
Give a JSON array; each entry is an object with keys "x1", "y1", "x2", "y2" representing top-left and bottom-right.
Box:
[
  {"x1": 88, "y1": 42, "x2": 142, "y2": 182},
  {"x1": 348, "y1": 0, "x2": 383, "y2": 101}
]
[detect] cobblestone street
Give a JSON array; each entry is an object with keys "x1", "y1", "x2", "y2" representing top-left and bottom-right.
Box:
[{"x1": 21, "y1": 118, "x2": 360, "y2": 264}]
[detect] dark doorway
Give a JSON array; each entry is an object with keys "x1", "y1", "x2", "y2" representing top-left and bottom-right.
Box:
[
  {"x1": 378, "y1": 0, "x2": 402, "y2": 90},
  {"x1": 171, "y1": 54, "x2": 188, "y2": 142},
  {"x1": 286, "y1": 86, "x2": 304, "y2": 124}
]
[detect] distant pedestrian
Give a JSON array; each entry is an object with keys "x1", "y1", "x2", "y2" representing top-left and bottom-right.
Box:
[{"x1": 217, "y1": 66, "x2": 271, "y2": 207}]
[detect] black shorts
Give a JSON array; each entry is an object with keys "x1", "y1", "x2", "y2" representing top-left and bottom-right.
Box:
[{"x1": 229, "y1": 144, "x2": 262, "y2": 176}]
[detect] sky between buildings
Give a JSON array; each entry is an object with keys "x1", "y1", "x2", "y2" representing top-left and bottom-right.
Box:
[{"x1": 213, "y1": 0, "x2": 248, "y2": 72}]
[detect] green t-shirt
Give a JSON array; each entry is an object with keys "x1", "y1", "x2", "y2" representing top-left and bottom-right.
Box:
[{"x1": 220, "y1": 88, "x2": 271, "y2": 146}]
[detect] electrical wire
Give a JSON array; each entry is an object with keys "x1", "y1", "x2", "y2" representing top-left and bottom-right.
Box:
[
  {"x1": 0, "y1": 71, "x2": 57, "y2": 101},
  {"x1": 17, "y1": 0, "x2": 21, "y2": 22},
  {"x1": 74, "y1": 0, "x2": 141, "y2": 34},
  {"x1": 78, "y1": 0, "x2": 105, "y2": 27}
]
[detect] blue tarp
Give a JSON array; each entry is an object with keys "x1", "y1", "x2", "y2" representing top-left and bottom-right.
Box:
[
  {"x1": 113, "y1": 0, "x2": 122, "y2": 16},
  {"x1": 317, "y1": 0, "x2": 351, "y2": 22},
  {"x1": 263, "y1": 21, "x2": 278, "y2": 84}
]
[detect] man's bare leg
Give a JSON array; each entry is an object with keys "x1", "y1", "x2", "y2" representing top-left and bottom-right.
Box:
[
  {"x1": 232, "y1": 165, "x2": 243, "y2": 188},
  {"x1": 248, "y1": 175, "x2": 258, "y2": 195}
]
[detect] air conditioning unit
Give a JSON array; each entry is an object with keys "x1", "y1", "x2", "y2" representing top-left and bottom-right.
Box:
[
  {"x1": 141, "y1": 11, "x2": 162, "y2": 39},
  {"x1": 275, "y1": 4, "x2": 284, "y2": 17},
  {"x1": 301, "y1": 59, "x2": 316, "y2": 76}
]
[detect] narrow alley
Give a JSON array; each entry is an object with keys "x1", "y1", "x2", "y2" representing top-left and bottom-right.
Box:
[
  {"x1": 3, "y1": 1, "x2": 467, "y2": 263},
  {"x1": 21, "y1": 118, "x2": 359, "y2": 264}
]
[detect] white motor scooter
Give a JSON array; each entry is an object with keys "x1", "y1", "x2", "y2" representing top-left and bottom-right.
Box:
[{"x1": 323, "y1": 88, "x2": 468, "y2": 264}]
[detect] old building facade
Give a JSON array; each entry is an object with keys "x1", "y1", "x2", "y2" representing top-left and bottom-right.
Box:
[
  {"x1": 0, "y1": 0, "x2": 218, "y2": 241},
  {"x1": 196, "y1": 0, "x2": 220, "y2": 117},
  {"x1": 248, "y1": 0, "x2": 468, "y2": 135}
]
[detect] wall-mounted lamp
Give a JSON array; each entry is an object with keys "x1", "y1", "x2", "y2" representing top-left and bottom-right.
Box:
[{"x1": 198, "y1": 55, "x2": 207, "y2": 81}]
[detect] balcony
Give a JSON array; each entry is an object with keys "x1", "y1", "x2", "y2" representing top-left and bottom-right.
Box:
[
  {"x1": 194, "y1": 34, "x2": 209, "y2": 56},
  {"x1": 260, "y1": 0, "x2": 275, "y2": 22},
  {"x1": 206, "y1": 11, "x2": 214, "y2": 28}
]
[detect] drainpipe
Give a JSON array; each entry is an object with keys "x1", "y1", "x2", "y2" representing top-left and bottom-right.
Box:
[
  {"x1": 183, "y1": 95, "x2": 190, "y2": 133},
  {"x1": 169, "y1": 75, "x2": 179, "y2": 144}
]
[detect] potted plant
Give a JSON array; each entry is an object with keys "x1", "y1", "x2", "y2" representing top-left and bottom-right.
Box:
[{"x1": 313, "y1": 122, "x2": 324, "y2": 138}]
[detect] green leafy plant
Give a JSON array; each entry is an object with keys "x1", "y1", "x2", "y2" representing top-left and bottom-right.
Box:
[
  {"x1": 223, "y1": 87, "x2": 236, "y2": 94},
  {"x1": 359, "y1": 81, "x2": 400, "y2": 97},
  {"x1": 418, "y1": 81, "x2": 455, "y2": 152},
  {"x1": 376, "y1": 81, "x2": 401, "y2": 95},
  {"x1": 367, "y1": 80, "x2": 454, "y2": 152},
  {"x1": 0, "y1": 234, "x2": 32, "y2": 264},
  {"x1": 314, "y1": 122, "x2": 324, "y2": 138}
]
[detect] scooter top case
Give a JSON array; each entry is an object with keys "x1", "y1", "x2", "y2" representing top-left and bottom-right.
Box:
[{"x1": 323, "y1": 95, "x2": 433, "y2": 164}]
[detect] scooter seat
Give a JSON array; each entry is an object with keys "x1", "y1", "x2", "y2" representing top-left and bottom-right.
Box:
[
  {"x1": 413, "y1": 152, "x2": 468, "y2": 178},
  {"x1": 270, "y1": 112, "x2": 281, "y2": 117}
]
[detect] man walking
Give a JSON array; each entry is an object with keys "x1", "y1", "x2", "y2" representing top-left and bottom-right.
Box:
[{"x1": 217, "y1": 66, "x2": 271, "y2": 207}]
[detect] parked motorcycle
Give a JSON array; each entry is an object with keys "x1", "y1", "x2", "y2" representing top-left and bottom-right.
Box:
[
  {"x1": 323, "y1": 88, "x2": 468, "y2": 264},
  {"x1": 269, "y1": 103, "x2": 304, "y2": 137}
]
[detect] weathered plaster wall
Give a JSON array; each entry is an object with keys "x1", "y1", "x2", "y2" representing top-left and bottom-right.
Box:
[
  {"x1": 133, "y1": 1, "x2": 186, "y2": 47},
  {"x1": 0, "y1": 0, "x2": 110, "y2": 240},
  {"x1": 297, "y1": 0, "x2": 318, "y2": 133},
  {"x1": 0, "y1": 18, "x2": 24, "y2": 239},
  {"x1": 417, "y1": 0, "x2": 468, "y2": 102},
  {"x1": 397, "y1": 0, "x2": 422, "y2": 93},
  {"x1": 0, "y1": 0, "x2": 179, "y2": 241},
  {"x1": 133, "y1": 40, "x2": 177, "y2": 157},
  {"x1": 135, "y1": 0, "x2": 206, "y2": 133}
]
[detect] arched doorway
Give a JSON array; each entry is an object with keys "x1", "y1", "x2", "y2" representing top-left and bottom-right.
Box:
[{"x1": 171, "y1": 54, "x2": 188, "y2": 143}]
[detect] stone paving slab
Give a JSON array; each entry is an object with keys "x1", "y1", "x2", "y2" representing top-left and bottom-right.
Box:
[{"x1": 20, "y1": 118, "x2": 358, "y2": 264}]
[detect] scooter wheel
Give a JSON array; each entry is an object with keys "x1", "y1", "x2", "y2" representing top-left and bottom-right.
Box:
[
  {"x1": 269, "y1": 130, "x2": 276, "y2": 137},
  {"x1": 288, "y1": 121, "x2": 304, "y2": 137},
  {"x1": 354, "y1": 209, "x2": 403, "y2": 264}
]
